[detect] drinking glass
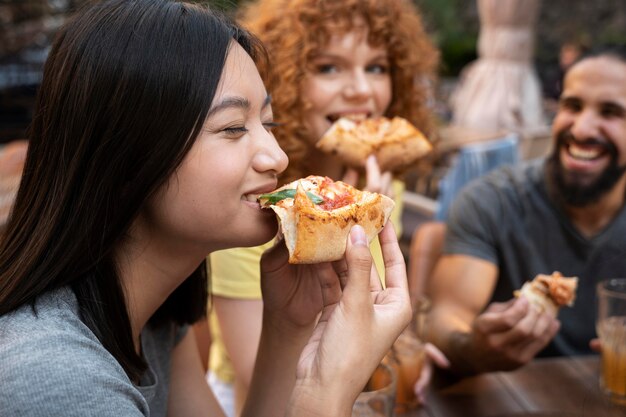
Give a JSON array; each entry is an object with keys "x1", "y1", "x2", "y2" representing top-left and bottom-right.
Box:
[
  {"x1": 596, "y1": 278, "x2": 626, "y2": 406},
  {"x1": 387, "y1": 295, "x2": 430, "y2": 413},
  {"x1": 352, "y1": 362, "x2": 397, "y2": 417}
]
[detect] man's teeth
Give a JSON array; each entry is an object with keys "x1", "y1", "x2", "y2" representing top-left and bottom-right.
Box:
[{"x1": 568, "y1": 144, "x2": 602, "y2": 160}]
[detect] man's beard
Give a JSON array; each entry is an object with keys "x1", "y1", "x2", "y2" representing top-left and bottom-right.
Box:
[{"x1": 546, "y1": 130, "x2": 626, "y2": 207}]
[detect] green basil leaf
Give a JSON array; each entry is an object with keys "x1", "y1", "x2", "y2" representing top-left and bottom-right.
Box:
[{"x1": 259, "y1": 188, "x2": 324, "y2": 205}]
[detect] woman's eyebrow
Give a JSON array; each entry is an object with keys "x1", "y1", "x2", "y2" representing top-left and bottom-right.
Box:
[
  {"x1": 262, "y1": 94, "x2": 272, "y2": 110},
  {"x1": 207, "y1": 96, "x2": 250, "y2": 117},
  {"x1": 207, "y1": 95, "x2": 272, "y2": 116}
]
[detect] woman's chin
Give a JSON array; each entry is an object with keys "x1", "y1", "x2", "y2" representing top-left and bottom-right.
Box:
[{"x1": 241, "y1": 217, "x2": 279, "y2": 248}]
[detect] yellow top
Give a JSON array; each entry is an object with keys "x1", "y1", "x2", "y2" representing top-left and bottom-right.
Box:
[{"x1": 208, "y1": 180, "x2": 405, "y2": 383}]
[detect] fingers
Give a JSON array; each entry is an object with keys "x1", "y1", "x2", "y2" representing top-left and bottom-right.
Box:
[
  {"x1": 590, "y1": 338, "x2": 602, "y2": 353},
  {"x1": 364, "y1": 155, "x2": 393, "y2": 196},
  {"x1": 315, "y1": 262, "x2": 343, "y2": 309},
  {"x1": 475, "y1": 297, "x2": 529, "y2": 334},
  {"x1": 424, "y1": 343, "x2": 450, "y2": 368},
  {"x1": 369, "y1": 263, "x2": 383, "y2": 294},
  {"x1": 474, "y1": 297, "x2": 560, "y2": 367},
  {"x1": 518, "y1": 318, "x2": 560, "y2": 359},
  {"x1": 342, "y1": 225, "x2": 374, "y2": 308},
  {"x1": 414, "y1": 360, "x2": 432, "y2": 404},
  {"x1": 331, "y1": 258, "x2": 349, "y2": 290},
  {"x1": 260, "y1": 235, "x2": 290, "y2": 274},
  {"x1": 490, "y1": 306, "x2": 540, "y2": 347},
  {"x1": 485, "y1": 298, "x2": 517, "y2": 313},
  {"x1": 342, "y1": 168, "x2": 359, "y2": 187},
  {"x1": 378, "y1": 222, "x2": 408, "y2": 292},
  {"x1": 365, "y1": 155, "x2": 381, "y2": 191}
]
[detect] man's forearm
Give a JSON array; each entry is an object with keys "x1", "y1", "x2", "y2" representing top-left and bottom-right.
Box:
[{"x1": 427, "y1": 310, "x2": 483, "y2": 376}]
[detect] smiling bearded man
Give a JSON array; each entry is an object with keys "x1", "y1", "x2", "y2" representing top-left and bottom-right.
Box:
[
  {"x1": 425, "y1": 45, "x2": 626, "y2": 375},
  {"x1": 548, "y1": 130, "x2": 626, "y2": 207},
  {"x1": 546, "y1": 52, "x2": 626, "y2": 207}
]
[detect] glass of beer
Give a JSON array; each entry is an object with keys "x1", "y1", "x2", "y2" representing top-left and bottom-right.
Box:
[{"x1": 596, "y1": 278, "x2": 626, "y2": 406}]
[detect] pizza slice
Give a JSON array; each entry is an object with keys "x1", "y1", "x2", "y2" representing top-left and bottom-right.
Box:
[
  {"x1": 515, "y1": 271, "x2": 578, "y2": 316},
  {"x1": 316, "y1": 116, "x2": 432, "y2": 173},
  {"x1": 258, "y1": 175, "x2": 395, "y2": 264}
]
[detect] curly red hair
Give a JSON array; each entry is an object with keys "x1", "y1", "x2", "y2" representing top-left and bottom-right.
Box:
[{"x1": 239, "y1": 0, "x2": 439, "y2": 181}]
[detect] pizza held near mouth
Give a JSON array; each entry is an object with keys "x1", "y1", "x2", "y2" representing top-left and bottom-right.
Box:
[
  {"x1": 259, "y1": 175, "x2": 395, "y2": 264},
  {"x1": 514, "y1": 271, "x2": 579, "y2": 316},
  {"x1": 316, "y1": 116, "x2": 432, "y2": 173}
]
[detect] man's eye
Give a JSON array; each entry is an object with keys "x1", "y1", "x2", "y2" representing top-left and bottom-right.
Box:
[
  {"x1": 560, "y1": 99, "x2": 581, "y2": 112},
  {"x1": 601, "y1": 105, "x2": 625, "y2": 119}
]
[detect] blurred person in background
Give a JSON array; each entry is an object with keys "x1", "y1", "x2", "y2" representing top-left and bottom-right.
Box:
[
  {"x1": 427, "y1": 45, "x2": 626, "y2": 375},
  {"x1": 203, "y1": 0, "x2": 441, "y2": 415}
]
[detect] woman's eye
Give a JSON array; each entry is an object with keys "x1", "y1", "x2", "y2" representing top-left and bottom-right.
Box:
[
  {"x1": 222, "y1": 126, "x2": 248, "y2": 136},
  {"x1": 316, "y1": 64, "x2": 339, "y2": 74},
  {"x1": 263, "y1": 121, "x2": 282, "y2": 132},
  {"x1": 366, "y1": 64, "x2": 389, "y2": 74}
]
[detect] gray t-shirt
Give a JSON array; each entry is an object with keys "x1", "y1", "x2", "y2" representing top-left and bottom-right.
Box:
[
  {"x1": 445, "y1": 158, "x2": 626, "y2": 356},
  {"x1": 0, "y1": 286, "x2": 187, "y2": 416}
]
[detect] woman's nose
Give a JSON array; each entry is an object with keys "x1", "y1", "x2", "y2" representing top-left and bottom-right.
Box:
[
  {"x1": 344, "y1": 70, "x2": 373, "y2": 99},
  {"x1": 254, "y1": 130, "x2": 289, "y2": 175}
]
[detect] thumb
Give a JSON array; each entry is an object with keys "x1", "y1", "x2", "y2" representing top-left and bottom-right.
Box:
[{"x1": 342, "y1": 225, "x2": 373, "y2": 307}]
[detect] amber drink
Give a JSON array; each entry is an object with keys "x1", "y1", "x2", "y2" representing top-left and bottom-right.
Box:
[
  {"x1": 392, "y1": 329, "x2": 425, "y2": 413},
  {"x1": 596, "y1": 279, "x2": 626, "y2": 406}
]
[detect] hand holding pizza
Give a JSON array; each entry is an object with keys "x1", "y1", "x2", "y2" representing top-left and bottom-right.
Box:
[
  {"x1": 288, "y1": 223, "x2": 412, "y2": 414},
  {"x1": 343, "y1": 155, "x2": 394, "y2": 198},
  {"x1": 259, "y1": 236, "x2": 327, "y2": 331},
  {"x1": 468, "y1": 297, "x2": 560, "y2": 371}
]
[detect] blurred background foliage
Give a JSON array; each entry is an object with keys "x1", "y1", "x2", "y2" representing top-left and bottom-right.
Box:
[{"x1": 0, "y1": 0, "x2": 624, "y2": 143}]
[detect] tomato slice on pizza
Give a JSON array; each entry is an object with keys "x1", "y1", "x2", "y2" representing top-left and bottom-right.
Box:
[
  {"x1": 259, "y1": 175, "x2": 395, "y2": 264},
  {"x1": 316, "y1": 116, "x2": 432, "y2": 173}
]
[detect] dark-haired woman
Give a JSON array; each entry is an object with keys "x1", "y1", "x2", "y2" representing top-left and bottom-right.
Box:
[{"x1": 0, "y1": 1, "x2": 411, "y2": 416}]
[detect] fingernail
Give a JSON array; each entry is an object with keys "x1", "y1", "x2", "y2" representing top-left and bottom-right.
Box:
[{"x1": 350, "y1": 225, "x2": 367, "y2": 246}]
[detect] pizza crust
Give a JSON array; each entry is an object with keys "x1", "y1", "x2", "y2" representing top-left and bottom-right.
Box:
[
  {"x1": 262, "y1": 177, "x2": 395, "y2": 264},
  {"x1": 515, "y1": 272, "x2": 578, "y2": 317},
  {"x1": 316, "y1": 116, "x2": 432, "y2": 173}
]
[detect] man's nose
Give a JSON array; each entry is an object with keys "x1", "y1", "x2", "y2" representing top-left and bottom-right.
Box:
[{"x1": 570, "y1": 109, "x2": 601, "y2": 140}]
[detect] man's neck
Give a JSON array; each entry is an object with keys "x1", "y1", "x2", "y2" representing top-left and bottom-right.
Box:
[{"x1": 563, "y1": 178, "x2": 626, "y2": 238}]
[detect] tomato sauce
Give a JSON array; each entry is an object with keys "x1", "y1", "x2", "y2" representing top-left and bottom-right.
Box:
[{"x1": 319, "y1": 192, "x2": 354, "y2": 210}]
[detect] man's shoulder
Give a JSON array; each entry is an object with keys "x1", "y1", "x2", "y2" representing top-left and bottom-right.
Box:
[{"x1": 474, "y1": 158, "x2": 544, "y2": 193}]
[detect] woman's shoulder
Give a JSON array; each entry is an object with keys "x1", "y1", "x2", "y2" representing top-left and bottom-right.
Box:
[{"x1": 0, "y1": 287, "x2": 147, "y2": 416}]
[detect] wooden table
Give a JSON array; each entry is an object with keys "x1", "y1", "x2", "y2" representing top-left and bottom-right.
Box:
[{"x1": 402, "y1": 356, "x2": 625, "y2": 417}]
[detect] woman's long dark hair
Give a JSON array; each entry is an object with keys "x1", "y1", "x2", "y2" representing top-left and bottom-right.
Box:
[{"x1": 0, "y1": 0, "x2": 264, "y2": 381}]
